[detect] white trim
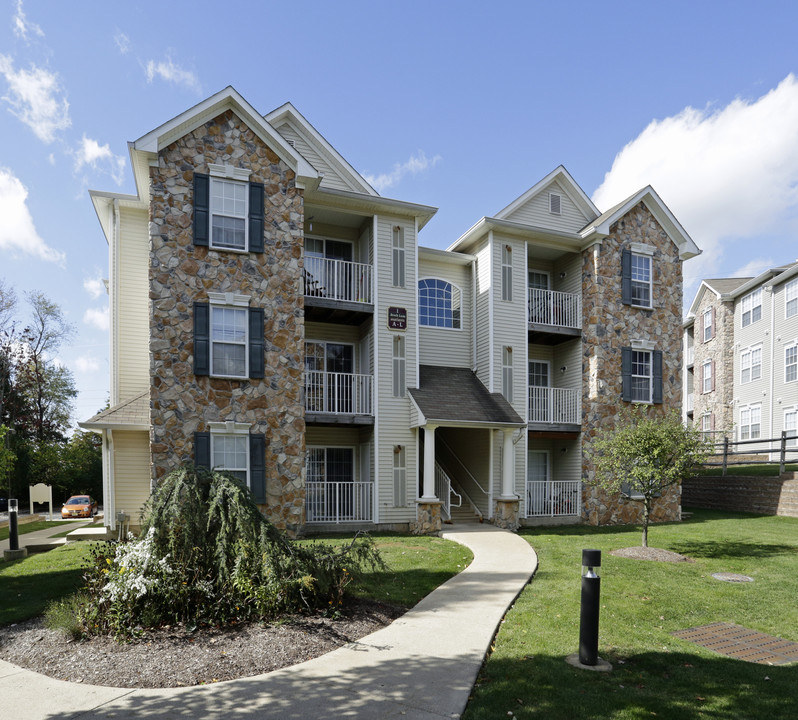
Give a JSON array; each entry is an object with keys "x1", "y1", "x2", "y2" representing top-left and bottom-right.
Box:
[
  {"x1": 786, "y1": 277, "x2": 798, "y2": 319},
  {"x1": 630, "y1": 338, "x2": 655, "y2": 351},
  {"x1": 417, "y1": 276, "x2": 464, "y2": 331},
  {"x1": 208, "y1": 292, "x2": 250, "y2": 307},
  {"x1": 209, "y1": 176, "x2": 249, "y2": 252},
  {"x1": 527, "y1": 268, "x2": 551, "y2": 290},
  {"x1": 488, "y1": 231, "x2": 495, "y2": 392},
  {"x1": 740, "y1": 343, "x2": 763, "y2": 384},
  {"x1": 210, "y1": 303, "x2": 249, "y2": 379},
  {"x1": 785, "y1": 343, "x2": 798, "y2": 383},
  {"x1": 372, "y1": 215, "x2": 380, "y2": 523},
  {"x1": 208, "y1": 163, "x2": 251, "y2": 181},
  {"x1": 630, "y1": 242, "x2": 655, "y2": 256},
  {"x1": 209, "y1": 423, "x2": 251, "y2": 488},
  {"x1": 740, "y1": 287, "x2": 763, "y2": 328},
  {"x1": 208, "y1": 421, "x2": 251, "y2": 433}
]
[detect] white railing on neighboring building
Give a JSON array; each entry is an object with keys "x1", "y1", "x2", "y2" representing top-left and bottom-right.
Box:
[
  {"x1": 687, "y1": 393, "x2": 694, "y2": 413},
  {"x1": 686, "y1": 346, "x2": 695, "y2": 366},
  {"x1": 526, "y1": 480, "x2": 580, "y2": 517},
  {"x1": 305, "y1": 371, "x2": 373, "y2": 415},
  {"x1": 303, "y1": 257, "x2": 373, "y2": 304},
  {"x1": 528, "y1": 387, "x2": 581, "y2": 425},
  {"x1": 528, "y1": 289, "x2": 581, "y2": 329},
  {"x1": 306, "y1": 481, "x2": 373, "y2": 523}
]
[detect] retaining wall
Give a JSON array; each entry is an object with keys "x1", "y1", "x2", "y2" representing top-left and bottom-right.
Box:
[{"x1": 682, "y1": 472, "x2": 798, "y2": 517}]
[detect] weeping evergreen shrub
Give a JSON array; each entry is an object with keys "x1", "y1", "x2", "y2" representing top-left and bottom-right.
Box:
[{"x1": 72, "y1": 465, "x2": 383, "y2": 638}]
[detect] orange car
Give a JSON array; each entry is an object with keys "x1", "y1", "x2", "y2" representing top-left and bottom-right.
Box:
[{"x1": 61, "y1": 495, "x2": 98, "y2": 519}]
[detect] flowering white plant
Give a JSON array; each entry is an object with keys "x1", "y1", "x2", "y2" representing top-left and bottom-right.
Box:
[{"x1": 102, "y1": 528, "x2": 172, "y2": 603}]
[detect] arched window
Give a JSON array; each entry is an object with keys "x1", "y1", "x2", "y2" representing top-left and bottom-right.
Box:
[{"x1": 419, "y1": 278, "x2": 461, "y2": 329}]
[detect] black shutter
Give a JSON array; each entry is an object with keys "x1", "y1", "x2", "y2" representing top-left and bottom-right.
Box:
[
  {"x1": 193, "y1": 173, "x2": 210, "y2": 247},
  {"x1": 249, "y1": 307, "x2": 265, "y2": 379},
  {"x1": 621, "y1": 347, "x2": 632, "y2": 401},
  {"x1": 248, "y1": 181, "x2": 265, "y2": 253},
  {"x1": 194, "y1": 302, "x2": 210, "y2": 376},
  {"x1": 250, "y1": 433, "x2": 266, "y2": 504},
  {"x1": 621, "y1": 249, "x2": 632, "y2": 305},
  {"x1": 653, "y1": 350, "x2": 663, "y2": 404},
  {"x1": 195, "y1": 432, "x2": 210, "y2": 469}
]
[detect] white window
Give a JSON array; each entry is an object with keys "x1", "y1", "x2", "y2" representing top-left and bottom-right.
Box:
[
  {"x1": 502, "y1": 346, "x2": 513, "y2": 401},
  {"x1": 739, "y1": 404, "x2": 761, "y2": 441},
  {"x1": 210, "y1": 178, "x2": 248, "y2": 251},
  {"x1": 632, "y1": 350, "x2": 653, "y2": 403},
  {"x1": 703, "y1": 308, "x2": 713, "y2": 342},
  {"x1": 419, "y1": 278, "x2": 462, "y2": 329},
  {"x1": 785, "y1": 409, "x2": 798, "y2": 447},
  {"x1": 392, "y1": 226, "x2": 405, "y2": 288},
  {"x1": 741, "y1": 288, "x2": 762, "y2": 327},
  {"x1": 701, "y1": 413, "x2": 713, "y2": 440},
  {"x1": 702, "y1": 360, "x2": 713, "y2": 394},
  {"x1": 501, "y1": 244, "x2": 513, "y2": 301},
  {"x1": 211, "y1": 304, "x2": 248, "y2": 378},
  {"x1": 786, "y1": 279, "x2": 798, "y2": 319},
  {"x1": 393, "y1": 445, "x2": 406, "y2": 506},
  {"x1": 631, "y1": 253, "x2": 652, "y2": 308},
  {"x1": 786, "y1": 345, "x2": 798, "y2": 383},
  {"x1": 392, "y1": 335, "x2": 405, "y2": 398},
  {"x1": 740, "y1": 345, "x2": 762, "y2": 384},
  {"x1": 210, "y1": 423, "x2": 250, "y2": 486}
]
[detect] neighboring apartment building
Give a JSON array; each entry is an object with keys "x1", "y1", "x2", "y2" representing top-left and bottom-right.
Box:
[
  {"x1": 684, "y1": 261, "x2": 798, "y2": 449},
  {"x1": 81, "y1": 86, "x2": 699, "y2": 535}
]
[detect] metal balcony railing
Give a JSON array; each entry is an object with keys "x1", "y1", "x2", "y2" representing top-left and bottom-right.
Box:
[
  {"x1": 305, "y1": 371, "x2": 373, "y2": 415},
  {"x1": 686, "y1": 346, "x2": 695, "y2": 366},
  {"x1": 306, "y1": 481, "x2": 373, "y2": 523},
  {"x1": 527, "y1": 288, "x2": 581, "y2": 329},
  {"x1": 526, "y1": 480, "x2": 580, "y2": 517},
  {"x1": 303, "y1": 257, "x2": 373, "y2": 304},
  {"x1": 528, "y1": 387, "x2": 581, "y2": 425},
  {"x1": 687, "y1": 393, "x2": 694, "y2": 413}
]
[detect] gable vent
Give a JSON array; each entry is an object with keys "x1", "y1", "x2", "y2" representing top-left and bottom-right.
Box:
[
  {"x1": 549, "y1": 193, "x2": 562, "y2": 215},
  {"x1": 286, "y1": 139, "x2": 295, "y2": 147}
]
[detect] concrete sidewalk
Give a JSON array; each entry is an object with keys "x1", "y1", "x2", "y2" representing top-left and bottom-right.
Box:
[
  {"x1": 0, "y1": 519, "x2": 94, "y2": 553},
  {"x1": 0, "y1": 523, "x2": 538, "y2": 720}
]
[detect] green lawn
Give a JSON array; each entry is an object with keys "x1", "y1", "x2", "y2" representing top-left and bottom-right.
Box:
[
  {"x1": 464, "y1": 509, "x2": 798, "y2": 720},
  {"x1": 0, "y1": 520, "x2": 73, "y2": 542}
]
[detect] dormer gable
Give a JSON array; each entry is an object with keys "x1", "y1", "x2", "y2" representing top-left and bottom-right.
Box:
[
  {"x1": 265, "y1": 102, "x2": 378, "y2": 197},
  {"x1": 494, "y1": 165, "x2": 600, "y2": 233}
]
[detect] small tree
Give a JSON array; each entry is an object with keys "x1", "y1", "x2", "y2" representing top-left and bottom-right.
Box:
[{"x1": 592, "y1": 407, "x2": 710, "y2": 547}]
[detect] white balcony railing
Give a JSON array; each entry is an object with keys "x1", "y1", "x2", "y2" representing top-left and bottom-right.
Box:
[
  {"x1": 306, "y1": 481, "x2": 373, "y2": 523},
  {"x1": 687, "y1": 393, "x2": 694, "y2": 413},
  {"x1": 526, "y1": 480, "x2": 580, "y2": 517},
  {"x1": 528, "y1": 387, "x2": 581, "y2": 425},
  {"x1": 528, "y1": 288, "x2": 581, "y2": 329},
  {"x1": 686, "y1": 346, "x2": 695, "y2": 366},
  {"x1": 303, "y1": 257, "x2": 373, "y2": 304},
  {"x1": 305, "y1": 371, "x2": 373, "y2": 415}
]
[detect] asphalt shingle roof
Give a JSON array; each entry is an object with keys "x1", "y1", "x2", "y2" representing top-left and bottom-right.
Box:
[{"x1": 81, "y1": 391, "x2": 150, "y2": 429}]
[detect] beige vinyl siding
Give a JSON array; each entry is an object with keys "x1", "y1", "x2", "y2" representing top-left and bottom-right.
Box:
[
  {"x1": 117, "y1": 207, "x2": 149, "y2": 402},
  {"x1": 113, "y1": 430, "x2": 151, "y2": 525},
  {"x1": 503, "y1": 180, "x2": 591, "y2": 233},
  {"x1": 418, "y1": 257, "x2": 472, "y2": 367},
  {"x1": 474, "y1": 240, "x2": 492, "y2": 386},
  {"x1": 306, "y1": 426, "x2": 362, "y2": 447},
  {"x1": 306, "y1": 323, "x2": 361, "y2": 345},
  {"x1": 772, "y1": 279, "x2": 798, "y2": 438},
  {"x1": 275, "y1": 122, "x2": 357, "y2": 193},
  {"x1": 375, "y1": 215, "x2": 418, "y2": 523},
  {"x1": 553, "y1": 252, "x2": 582, "y2": 295},
  {"x1": 553, "y1": 340, "x2": 582, "y2": 393}
]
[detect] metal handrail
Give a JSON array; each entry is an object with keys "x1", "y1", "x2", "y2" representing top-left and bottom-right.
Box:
[
  {"x1": 303, "y1": 257, "x2": 373, "y2": 304},
  {"x1": 527, "y1": 288, "x2": 581, "y2": 329},
  {"x1": 305, "y1": 371, "x2": 373, "y2": 415},
  {"x1": 528, "y1": 386, "x2": 581, "y2": 424}
]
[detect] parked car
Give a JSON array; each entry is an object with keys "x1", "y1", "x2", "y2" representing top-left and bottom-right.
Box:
[{"x1": 61, "y1": 495, "x2": 98, "y2": 519}]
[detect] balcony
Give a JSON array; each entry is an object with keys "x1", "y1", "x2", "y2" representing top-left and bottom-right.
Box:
[
  {"x1": 686, "y1": 346, "x2": 695, "y2": 367},
  {"x1": 686, "y1": 393, "x2": 694, "y2": 414},
  {"x1": 528, "y1": 387, "x2": 581, "y2": 431},
  {"x1": 527, "y1": 288, "x2": 581, "y2": 345},
  {"x1": 303, "y1": 257, "x2": 374, "y2": 324},
  {"x1": 306, "y1": 481, "x2": 373, "y2": 523},
  {"x1": 305, "y1": 371, "x2": 374, "y2": 425}
]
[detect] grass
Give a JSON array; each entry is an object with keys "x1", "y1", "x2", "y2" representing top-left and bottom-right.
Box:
[
  {"x1": 0, "y1": 520, "x2": 73, "y2": 542},
  {"x1": 464, "y1": 509, "x2": 798, "y2": 720},
  {"x1": 0, "y1": 543, "x2": 94, "y2": 625},
  {"x1": 699, "y1": 463, "x2": 798, "y2": 477}
]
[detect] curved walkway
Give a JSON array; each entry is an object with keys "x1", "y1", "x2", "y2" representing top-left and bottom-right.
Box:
[{"x1": 0, "y1": 523, "x2": 538, "y2": 720}]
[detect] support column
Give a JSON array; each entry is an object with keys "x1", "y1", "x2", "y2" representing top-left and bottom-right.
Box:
[
  {"x1": 494, "y1": 428, "x2": 520, "y2": 531},
  {"x1": 421, "y1": 423, "x2": 438, "y2": 501}
]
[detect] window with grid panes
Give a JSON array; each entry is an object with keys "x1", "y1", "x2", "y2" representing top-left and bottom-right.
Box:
[
  {"x1": 741, "y1": 288, "x2": 762, "y2": 327},
  {"x1": 632, "y1": 350, "x2": 653, "y2": 402},
  {"x1": 210, "y1": 178, "x2": 247, "y2": 250},
  {"x1": 211, "y1": 306, "x2": 248, "y2": 377},
  {"x1": 787, "y1": 345, "x2": 798, "y2": 383},
  {"x1": 418, "y1": 278, "x2": 461, "y2": 328}
]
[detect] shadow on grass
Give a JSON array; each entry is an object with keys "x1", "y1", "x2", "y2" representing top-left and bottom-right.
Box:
[
  {"x1": 0, "y1": 566, "x2": 84, "y2": 625},
  {"x1": 668, "y1": 539, "x2": 795, "y2": 559},
  {"x1": 466, "y1": 650, "x2": 798, "y2": 720}
]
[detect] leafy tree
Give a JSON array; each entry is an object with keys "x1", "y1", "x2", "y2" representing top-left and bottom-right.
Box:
[
  {"x1": 592, "y1": 407, "x2": 710, "y2": 547},
  {"x1": 0, "y1": 424, "x2": 15, "y2": 491},
  {"x1": 61, "y1": 430, "x2": 103, "y2": 500}
]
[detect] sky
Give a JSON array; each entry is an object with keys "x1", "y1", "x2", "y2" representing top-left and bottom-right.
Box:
[{"x1": 2, "y1": 0, "x2": 798, "y2": 429}]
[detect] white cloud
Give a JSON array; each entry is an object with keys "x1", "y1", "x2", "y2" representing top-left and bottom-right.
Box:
[
  {"x1": 365, "y1": 151, "x2": 442, "y2": 192},
  {"x1": 731, "y1": 258, "x2": 775, "y2": 280},
  {"x1": 592, "y1": 74, "x2": 798, "y2": 290},
  {"x1": 47, "y1": 152, "x2": 55, "y2": 165},
  {"x1": 75, "y1": 355, "x2": 100, "y2": 373},
  {"x1": 13, "y1": 0, "x2": 43, "y2": 41},
  {"x1": 83, "y1": 275, "x2": 106, "y2": 300},
  {"x1": 83, "y1": 307, "x2": 109, "y2": 332},
  {"x1": 114, "y1": 31, "x2": 130, "y2": 55},
  {"x1": 0, "y1": 55, "x2": 70, "y2": 143},
  {"x1": 73, "y1": 135, "x2": 126, "y2": 185},
  {"x1": 0, "y1": 166, "x2": 66, "y2": 264},
  {"x1": 144, "y1": 54, "x2": 201, "y2": 93}
]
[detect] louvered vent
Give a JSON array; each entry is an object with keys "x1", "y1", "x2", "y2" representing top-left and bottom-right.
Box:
[
  {"x1": 287, "y1": 139, "x2": 295, "y2": 147},
  {"x1": 549, "y1": 193, "x2": 561, "y2": 215}
]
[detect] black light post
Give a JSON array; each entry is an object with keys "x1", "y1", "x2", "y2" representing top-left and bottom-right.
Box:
[
  {"x1": 8, "y1": 498, "x2": 19, "y2": 551},
  {"x1": 579, "y1": 548, "x2": 602, "y2": 666}
]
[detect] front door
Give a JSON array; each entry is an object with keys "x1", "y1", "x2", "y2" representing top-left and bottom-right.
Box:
[{"x1": 528, "y1": 271, "x2": 550, "y2": 323}]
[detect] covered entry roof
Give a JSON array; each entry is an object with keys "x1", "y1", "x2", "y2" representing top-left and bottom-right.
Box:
[{"x1": 408, "y1": 366, "x2": 525, "y2": 428}]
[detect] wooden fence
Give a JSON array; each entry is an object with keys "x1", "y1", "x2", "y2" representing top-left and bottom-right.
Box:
[{"x1": 704, "y1": 431, "x2": 798, "y2": 476}]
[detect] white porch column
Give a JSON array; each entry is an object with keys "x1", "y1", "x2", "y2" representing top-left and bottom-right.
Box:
[
  {"x1": 499, "y1": 428, "x2": 516, "y2": 500},
  {"x1": 421, "y1": 423, "x2": 438, "y2": 501}
]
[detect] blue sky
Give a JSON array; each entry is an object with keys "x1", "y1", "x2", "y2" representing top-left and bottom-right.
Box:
[{"x1": 2, "y1": 0, "x2": 798, "y2": 427}]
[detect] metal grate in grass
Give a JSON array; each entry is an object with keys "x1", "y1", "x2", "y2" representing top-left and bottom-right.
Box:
[{"x1": 673, "y1": 622, "x2": 798, "y2": 665}]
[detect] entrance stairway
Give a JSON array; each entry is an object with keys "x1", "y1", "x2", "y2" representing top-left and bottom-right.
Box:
[{"x1": 445, "y1": 502, "x2": 483, "y2": 524}]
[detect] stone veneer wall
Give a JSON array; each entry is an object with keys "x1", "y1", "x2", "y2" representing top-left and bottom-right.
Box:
[
  {"x1": 581, "y1": 202, "x2": 683, "y2": 525},
  {"x1": 691, "y1": 292, "x2": 735, "y2": 435},
  {"x1": 148, "y1": 109, "x2": 306, "y2": 530}
]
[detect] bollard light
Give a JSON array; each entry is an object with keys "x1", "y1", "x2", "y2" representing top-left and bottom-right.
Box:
[
  {"x1": 8, "y1": 498, "x2": 20, "y2": 551},
  {"x1": 579, "y1": 548, "x2": 602, "y2": 666}
]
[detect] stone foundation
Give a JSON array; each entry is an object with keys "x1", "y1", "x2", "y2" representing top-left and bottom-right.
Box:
[
  {"x1": 412, "y1": 501, "x2": 442, "y2": 535},
  {"x1": 581, "y1": 484, "x2": 681, "y2": 526},
  {"x1": 493, "y1": 498, "x2": 520, "y2": 531}
]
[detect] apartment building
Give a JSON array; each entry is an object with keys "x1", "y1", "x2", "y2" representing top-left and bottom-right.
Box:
[
  {"x1": 82, "y1": 87, "x2": 699, "y2": 534},
  {"x1": 684, "y1": 261, "x2": 798, "y2": 449}
]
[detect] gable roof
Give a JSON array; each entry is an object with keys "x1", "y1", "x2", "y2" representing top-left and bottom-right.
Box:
[
  {"x1": 265, "y1": 102, "x2": 378, "y2": 196},
  {"x1": 79, "y1": 392, "x2": 150, "y2": 431},
  {"x1": 408, "y1": 366, "x2": 525, "y2": 428}
]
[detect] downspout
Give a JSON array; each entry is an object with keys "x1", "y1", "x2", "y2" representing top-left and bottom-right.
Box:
[
  {"x1": 471, "y1": 258, "x2": 477, "y2": 372},
  {"x1": 769, "y1": 285, "x2": 776, "y2": 459},
  {"x1": 111, "y1": 198, "x2": 121, "y2": 406},
  {"x1": 372, "y1": 215, "x2": 380, "y2": 521},
  {"x1": 105, "y1": 429, "x2": 116, "y2": 531}
]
